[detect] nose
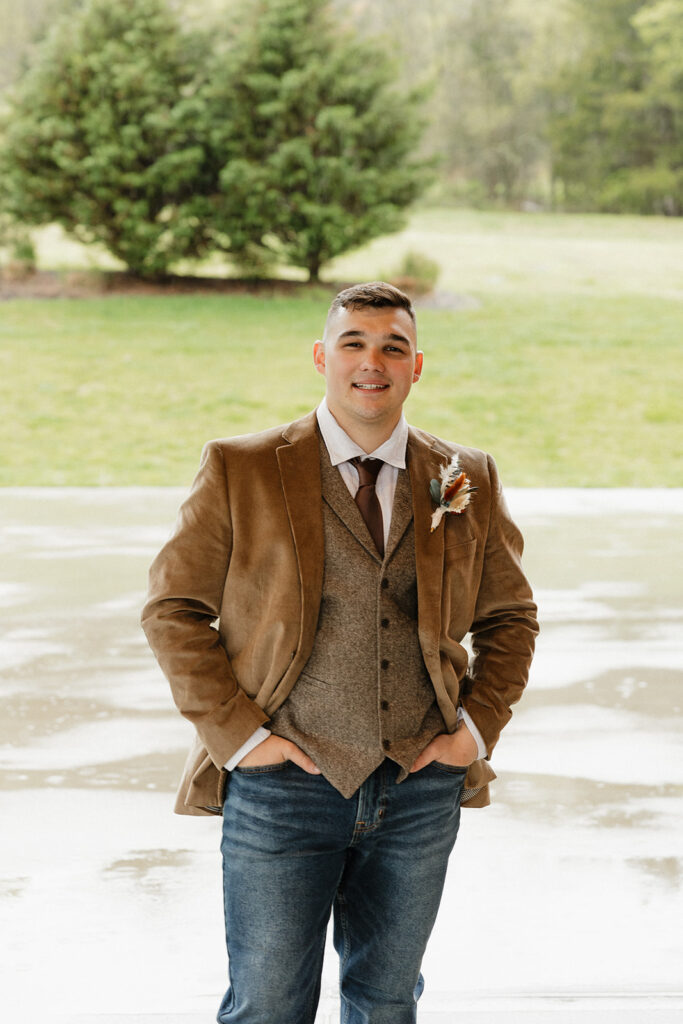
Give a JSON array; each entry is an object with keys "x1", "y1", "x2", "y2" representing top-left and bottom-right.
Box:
[{"x1": 360, "y1": 346, "x2": 385, "y2": 372}]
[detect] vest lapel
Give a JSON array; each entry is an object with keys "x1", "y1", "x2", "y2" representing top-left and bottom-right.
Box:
[
  {"x1": 319, "y1": 439, "x2": 383, "y2": 562},
  {"x1": 384, "y1": 467, "x2": 413, "y2": 561}
]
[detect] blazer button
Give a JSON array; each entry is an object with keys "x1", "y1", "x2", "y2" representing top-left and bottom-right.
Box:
[
  {"x1": 381, "y1": 659, "x2": 390, "y2": 670},
  {"x1": 381, "y1": 700, "x2": 390, "y2": 711},
  {"x1": 381, "y1": 618, "x2": 389, "y2": 628},
  {"x1": 382, "y1": 739, "x2": 391, "y2": 750},
  {"x1": 381, "y1": 578, "x2": 389, "y2": 589}
]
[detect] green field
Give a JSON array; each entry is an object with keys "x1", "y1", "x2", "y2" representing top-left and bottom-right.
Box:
[{"x1": 1, "y1": 209, "x2": 681, "y2": 486}]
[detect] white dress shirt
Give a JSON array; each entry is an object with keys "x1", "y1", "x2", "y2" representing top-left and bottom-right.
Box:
[
  {"x1": 316, "y1": 396, "x2": 407, "y2": 550},
  {"x1": 225, "y1": 400, "x2": 486, "y2": 769}
]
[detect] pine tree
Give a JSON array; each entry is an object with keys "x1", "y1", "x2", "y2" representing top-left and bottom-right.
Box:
[{"x1": 206, "y1": 0, "x2": 432, "y2": 281}]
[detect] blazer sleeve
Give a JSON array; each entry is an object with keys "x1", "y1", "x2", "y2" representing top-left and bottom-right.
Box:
[
  {"x1": 140, "y1": 442, "x2": 269, "y2": 769},
  {"x1": 460, "y1": 453, "x2": 538, "y2": 756}
]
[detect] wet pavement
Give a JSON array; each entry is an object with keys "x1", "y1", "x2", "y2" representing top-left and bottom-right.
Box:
[{"x1": 1, "y1": 487, "x2": 682, "y2": 1023}]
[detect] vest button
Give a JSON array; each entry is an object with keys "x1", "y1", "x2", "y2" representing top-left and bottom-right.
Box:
[
  {"x1": 381, "y1": 618, "x2": 389, "y2": 628},
  {"x1": 382, "y1": 739, "x2": 391, "y2": 750},
  {"x1": 381, "y1": 659, "x2": 389, "y2": 670},
  {"x1": 381, "y1": 700, "x2": 390, "y2": 711}
]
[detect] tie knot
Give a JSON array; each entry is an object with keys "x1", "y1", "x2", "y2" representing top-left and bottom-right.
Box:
[{"x1": 352, "y1": 457, "x2": 383, "y2": 486}]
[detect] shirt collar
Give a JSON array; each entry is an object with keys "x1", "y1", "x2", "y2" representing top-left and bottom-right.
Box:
[{"x1": 316, "y1": 397, "x2": 408, "y2": 469}]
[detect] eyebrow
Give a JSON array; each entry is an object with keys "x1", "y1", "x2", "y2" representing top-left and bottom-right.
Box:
[{"x1": 337, "y1": 329, "x2": 412, "y2": 345}]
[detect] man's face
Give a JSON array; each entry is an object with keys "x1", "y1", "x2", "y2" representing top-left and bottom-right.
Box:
[{"x1": 313, "y1": 305, "x2": 423, "y2": 442}]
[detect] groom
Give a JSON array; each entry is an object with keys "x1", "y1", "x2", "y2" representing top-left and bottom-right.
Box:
[{"x1": 142, "y1": 281, "x2": 538, "y2": 1024}]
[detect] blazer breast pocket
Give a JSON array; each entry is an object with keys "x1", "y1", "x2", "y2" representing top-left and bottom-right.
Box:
[
  {"x1": 442, "y1": 536, "x2": 478, "y2": 627},
  {"x1": 443, "y1": 535, "x2": 477, "y2": 563}
]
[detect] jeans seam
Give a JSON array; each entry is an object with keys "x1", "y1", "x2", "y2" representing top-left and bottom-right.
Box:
[{"x1": 337, "y1": 889, "x2": 352, "y2": 1024}]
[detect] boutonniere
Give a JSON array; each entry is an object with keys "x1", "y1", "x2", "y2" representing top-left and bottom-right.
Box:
[{"x1": 429, "y1": 455, "x2": 477, "y2": 532}]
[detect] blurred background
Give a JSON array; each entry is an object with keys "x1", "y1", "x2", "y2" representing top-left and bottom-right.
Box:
[{"x1": 0, "y1": 0, "x2": 681, "y2": 489}]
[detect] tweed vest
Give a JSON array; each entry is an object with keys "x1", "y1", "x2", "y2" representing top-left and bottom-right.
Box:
[{"x1": 269, "y1": 439, "x2": 446, "y2": 798}]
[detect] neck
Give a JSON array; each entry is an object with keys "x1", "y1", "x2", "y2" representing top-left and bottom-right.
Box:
[{"x1": 329, "y1": 407, "x2": 399, "y2": 454}]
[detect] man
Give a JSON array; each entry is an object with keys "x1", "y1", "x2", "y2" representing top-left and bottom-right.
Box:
[{"x1": 142, "y1": 282, "x2": 538, "y2": 1024}]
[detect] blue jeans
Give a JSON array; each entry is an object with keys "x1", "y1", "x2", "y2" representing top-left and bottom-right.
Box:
[{"x1": 218, "y1": 758, "x2": 465, "y2": 1024}]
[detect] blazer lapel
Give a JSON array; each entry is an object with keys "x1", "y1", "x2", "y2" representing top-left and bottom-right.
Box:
[
  {"x1": 277, "y1": 414, "x2": 325, "y2": 648},
  {"x1": 407, "y1": 429, "x2": 450, "y2": 667}
]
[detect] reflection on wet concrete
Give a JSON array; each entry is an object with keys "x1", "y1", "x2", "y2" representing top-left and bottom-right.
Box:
[
  {"x1": 523, "y1": 666, "x2": 681, "y2": 716},
  {"x1": 105, "y1": 848, "x2": 195, "y2": 891},
  {"x1": 1, "y1": 487, "x2": 681, "y2": 1022},
  {"x1": 627, "y1": 856, "x2": 682, "y2": 887},
  {"x1": 1, "y1": 875, "x2": 30, "y2": 899},
  {"x1": 2, "y1": 749, "x2": 186, "y2": 792}
]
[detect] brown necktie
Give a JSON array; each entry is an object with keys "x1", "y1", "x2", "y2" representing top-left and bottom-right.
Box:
[{"x1": 351, "y1": 457, "x2": 384, "y2": 557}]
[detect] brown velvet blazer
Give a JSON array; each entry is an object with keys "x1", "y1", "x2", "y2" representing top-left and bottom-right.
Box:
[{"x1": 141, "y1": 411, "x2": 538, "y2": 815}]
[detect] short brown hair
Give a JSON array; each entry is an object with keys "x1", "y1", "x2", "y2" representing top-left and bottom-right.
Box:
[{"x1": 326, "y1": 281, "x2": 416, "y2": 326}]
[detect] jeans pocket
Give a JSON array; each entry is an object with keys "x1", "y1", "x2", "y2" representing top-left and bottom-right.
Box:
[
  {"x1": 431, "y1": 761, "x2": 469, "y2": 776},
  {"x1": 233, "y1": 760, "x2": 290, "y2": 775}
]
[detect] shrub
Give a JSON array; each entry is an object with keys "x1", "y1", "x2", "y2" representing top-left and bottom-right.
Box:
[
  {"x1": 388, "y1": 250, "x2": 441, "y2": 295},
  {"x1": 599, "y1": 165, "x2": 682, "y2": 216}
]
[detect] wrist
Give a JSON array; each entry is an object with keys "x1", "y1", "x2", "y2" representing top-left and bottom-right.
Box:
[{"x1": 453, "y1": 724, "x2": 477, "y2": 763}]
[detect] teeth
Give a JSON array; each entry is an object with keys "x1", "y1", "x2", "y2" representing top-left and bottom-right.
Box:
[{"x1": 356, "y1": 384, "x2": 386, "y2": 390}]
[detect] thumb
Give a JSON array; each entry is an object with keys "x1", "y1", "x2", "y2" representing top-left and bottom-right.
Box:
[
  {"x1": 287, "y1": 745, "x2": 321, "y2": 775},
  {"x1": 409, "y1": 751, "x2": 429, "y2": 774},
  {"x1": 409, "y1": 740, "x2": 436, "y2": 774}
]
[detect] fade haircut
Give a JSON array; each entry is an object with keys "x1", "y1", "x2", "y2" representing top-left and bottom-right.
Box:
[{"x1": 324, "y1": 281, "x2": 416, "y2": 340}]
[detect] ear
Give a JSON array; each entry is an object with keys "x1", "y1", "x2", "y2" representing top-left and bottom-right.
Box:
[
  {"x1": 413, "y1": 350, "x2": 424, "y2": 382},
  {"x1": 313, "y1": 340, "x2": 326, "y2": 376}
]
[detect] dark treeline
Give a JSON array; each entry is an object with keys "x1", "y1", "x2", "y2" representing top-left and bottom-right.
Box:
[
  {"x1": 333, "y1": 0, "x2": 682, "y2": 215},
  {"x1": 0, "y1": 0, "x2": 680, "y2": 234}
]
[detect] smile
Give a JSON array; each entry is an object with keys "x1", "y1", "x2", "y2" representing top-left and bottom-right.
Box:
[{"x1": 353, "y1": 383, "x2": 389, "y2": 391}]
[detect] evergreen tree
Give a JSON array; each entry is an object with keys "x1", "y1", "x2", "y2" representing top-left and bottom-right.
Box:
[
  {"x1": 333, "y1": 0, "x2": 569, "y2": 208},
  {"x1": 548, "y1": 0, "x2": 683, "y2": 214},
  {"x1": 0, "y1": 0, "x2": 432, "y2": 278},
  {"x1": 0, "y1": 0, "x2": 214, "y2": 276},
  {"x1": 438, "y1": 0, "x2": 547, "y2": 204},
  {"x1": 205, "y1": 0, "x2": 432, "y2": 281}
]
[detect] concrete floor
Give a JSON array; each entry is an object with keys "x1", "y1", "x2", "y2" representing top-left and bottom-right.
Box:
[
  {"x1": 1, "y1": 488, "x2": 682, "y2": 1023},
  {"x1": 52, "y1": 1008, "x2": 683, "y2": 1024}
]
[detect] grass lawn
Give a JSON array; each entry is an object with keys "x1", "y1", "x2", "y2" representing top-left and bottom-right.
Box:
[{"x1": 1, "y1": 208, "x2": 681, "y2": 486}]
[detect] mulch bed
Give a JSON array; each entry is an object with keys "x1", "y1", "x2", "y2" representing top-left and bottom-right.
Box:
[
  {"x1": 0, "y1": 268, "x2": 477, "y2": 309},
  {"x1": 0, "y1": 268, "x2": 337, "y2": 300}
]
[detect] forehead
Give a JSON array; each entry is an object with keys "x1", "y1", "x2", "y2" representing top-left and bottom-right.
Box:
[{"x1": 326, "y1": 305, "x2": 417, "y2": 348}]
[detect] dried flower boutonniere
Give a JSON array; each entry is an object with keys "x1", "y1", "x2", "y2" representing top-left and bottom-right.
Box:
[{"x1": 429, "y1": 455, "x2": 476, "y2": 532}]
